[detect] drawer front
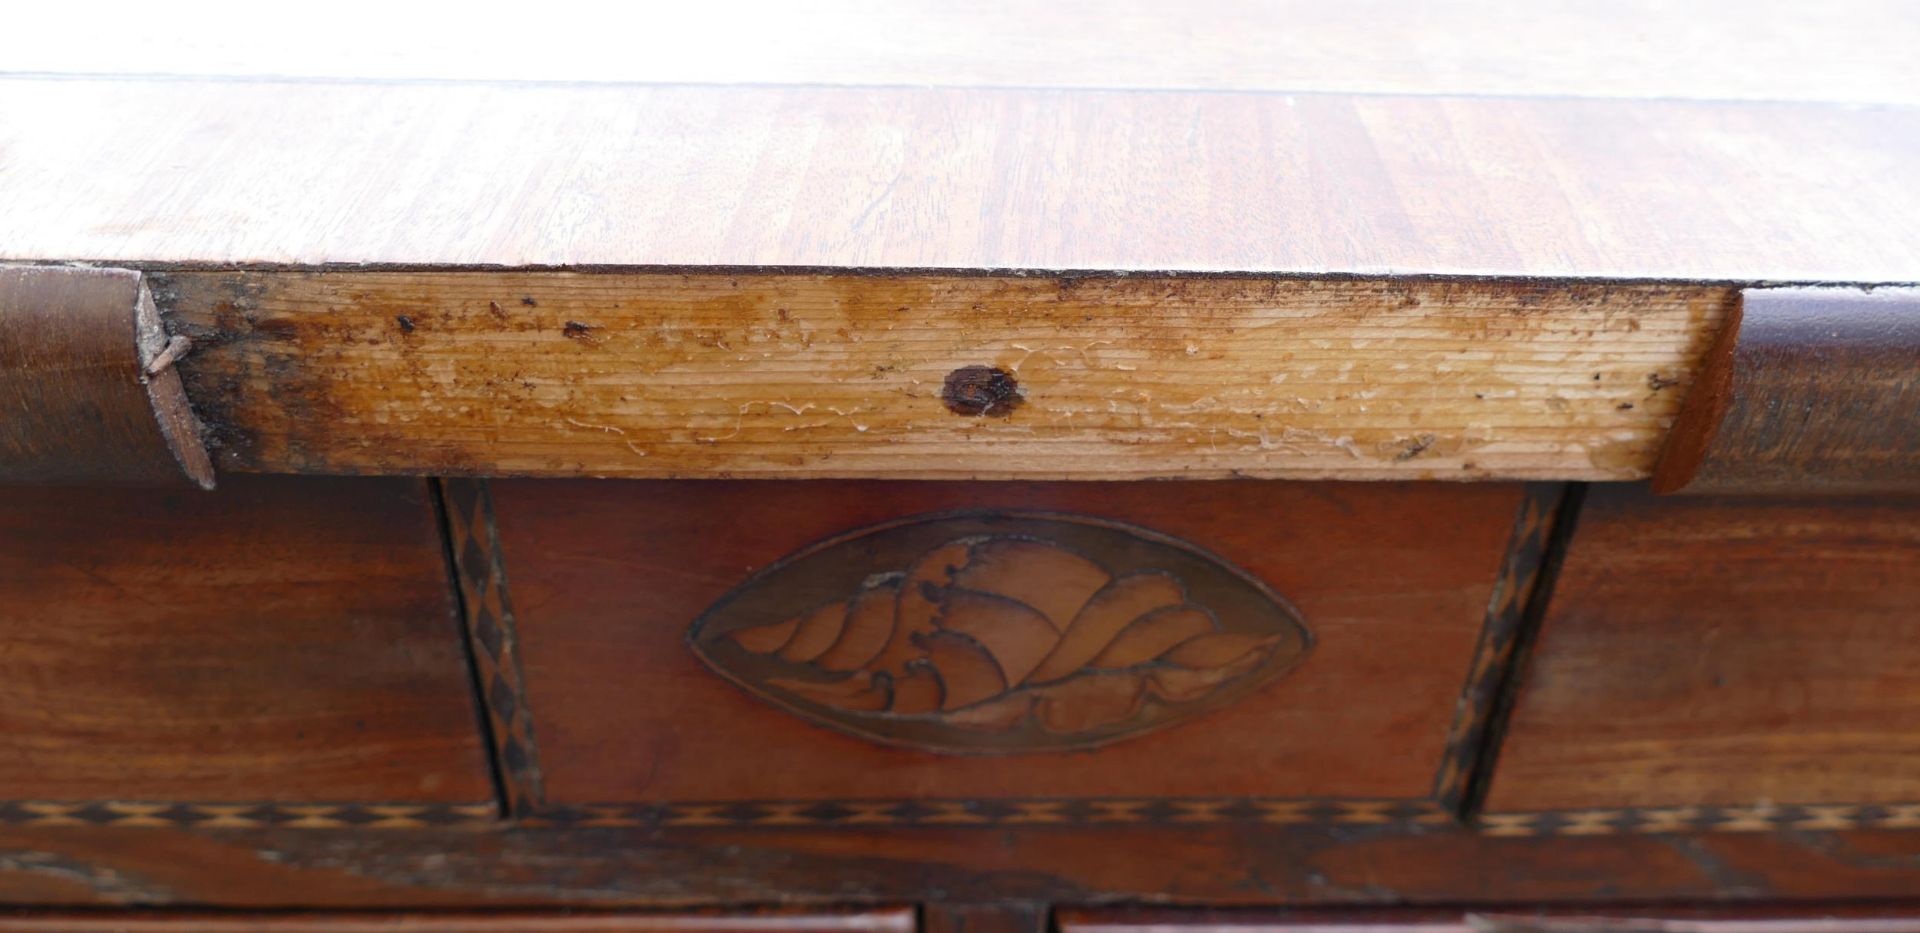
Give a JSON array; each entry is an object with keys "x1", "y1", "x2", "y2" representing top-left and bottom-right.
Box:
[
  {"x1": 1486, "y1": 485, "x2": 1920, "y2": 817},
  {"x1": 0, "y1": 477, "x2": 494, "y2": 806},
  {"x1": 1061, "y1": 910, "x2": 1920, "y2": 933},
  {"x1": 0, "y1": 913, "x2": 914, "y2": 933},
  {"x1": 458, "y1": 479, "x2": 1546, "y2": 817}
]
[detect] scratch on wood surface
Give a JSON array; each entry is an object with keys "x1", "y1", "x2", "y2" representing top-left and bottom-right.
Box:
[
  {"x1": 0, "y1": 850, "x2": 177, "y2": 903},
  {"x1": 561, "y1": 416, "x2": 647, "y2": 457}
]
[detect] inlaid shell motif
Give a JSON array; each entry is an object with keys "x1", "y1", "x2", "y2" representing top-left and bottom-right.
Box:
[{"x1": 688, "y1": 512, "x2": 1312, "y2": 753}]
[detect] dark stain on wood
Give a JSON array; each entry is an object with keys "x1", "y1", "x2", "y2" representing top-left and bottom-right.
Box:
[
  {"x1": 1395, "y1": 434, "x2": 1438, "y2": 462},
  {"x1": 943, "y1": 365, "x2": 1022, "y2": 417}
]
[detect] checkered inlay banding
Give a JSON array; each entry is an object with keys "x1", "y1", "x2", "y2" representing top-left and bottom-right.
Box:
[{"x1": 439, "y1": 478, "x2": 546, "y2": 815}]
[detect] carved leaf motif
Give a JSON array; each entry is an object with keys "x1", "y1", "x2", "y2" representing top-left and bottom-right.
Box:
[
  {"x1": 1087, "y1": 604, "x2": 1219, "y2": 669},
  {"x1": 935, "y1": 588, "x2": 1059, "y2": 686},
  {"x1": 812, "y1": 575, "x2": 901, "y2": 671},
  {"x1": 1029, "y1": 571, "x2": 1185, "y2": 685},
  {"x1": 690, "y1": 512, "x2": 1312, "y2": 754}
]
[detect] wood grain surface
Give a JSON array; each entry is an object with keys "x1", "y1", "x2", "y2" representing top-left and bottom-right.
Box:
[
  {"x1": 0, "y1": 266, "x2": 212, "y2": 487},
  {"x1": 1484, "y1": 486, "x2": 1920, "y2": 812},
  {"x1": 2, "y1": 79, "x2": 1918, "y2": 281},
  {"x1": 484, "y1": 479, "x2": 1522, "y2": 803},
  {"x1": 926, "y1": 904, "x2": 1047, "y2": 933},
  {"x1": 11, "y1": 0, "x2": 1919, "y2": 105},
  {"x1": 0, "y1": 912, "x2": 915, "y2": 933},
  {"x1": 1059, "y1": 902, "x2": 1920, "y2": 933},
  {"x1": 1061, "y1": 907, "x2": 1920, "y2": 933},
  {"x1": 7, "y1": 821, "x2": 1920, "y2": 907},
  {"x1": 1653, "y1": 286, "x2": 1920, "y2": 494},
  {"x1": 0, "y1": 476, "x2": 493, "y2": 802},
  {"x1": 164, "y1": 272, "x2": 1729, "y2": 481}
]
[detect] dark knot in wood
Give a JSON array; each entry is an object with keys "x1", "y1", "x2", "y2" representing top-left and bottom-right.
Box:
[{"x1": 942, "y1": 365, "x2": 1021, "y2": 416}]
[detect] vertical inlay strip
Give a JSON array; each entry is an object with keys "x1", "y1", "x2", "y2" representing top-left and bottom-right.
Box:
[{"x1": 438, "y1": 478, "x2": 546, "y2": 816}]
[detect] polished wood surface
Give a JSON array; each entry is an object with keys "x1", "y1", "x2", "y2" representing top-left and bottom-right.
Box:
[
  {"x1": 1061, "y1": 907, "x2": 1920, "y2": 933},
  {"x1": 1485, "y1": 486, "x2": 1920, "y2": 812},
  {"x1": 1654, "y1": 287, "x2": 1920, "y2": 494},
  {"x1": 2, "y1": 79, "x2": 1917, "y2": 281},
  {"x1": 0, "y1": 476, "x2": 493, "y2": 802},
  {"x1": 0, "y1": 266, "x2": 211, "y2": 487},
  {"x1": 0, "y1": 912, "x2": 915, "y2": 933},
  {"x1": 162, "y1": 272, "x2": 1727, "y2": 481},
  {"x1": 926, "y1": 904, "x2": 1046, "y2": 933},
  {"x1": 11, "y1": 0, "x2": 1918, "y2": 105},
  {"x1": 7, "y1": 820, "x2": 1920, "y2": 906},
  {"x1": 483, "y1": 480, "x2": 1523, "y2": 802}
]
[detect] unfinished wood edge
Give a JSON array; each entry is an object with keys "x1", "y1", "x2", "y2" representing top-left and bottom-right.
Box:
[{"x1": 162, "y1": 269, "x2": 1737, "y2": 482}]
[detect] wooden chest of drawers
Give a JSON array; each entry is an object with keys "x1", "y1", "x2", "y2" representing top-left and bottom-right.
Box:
[
  {"x1": 2, "y1": 471, "x2": 1918, "y2": 910},
  {"x1": 4, "y1": 1, "x2": 1920, "y2": 926}
]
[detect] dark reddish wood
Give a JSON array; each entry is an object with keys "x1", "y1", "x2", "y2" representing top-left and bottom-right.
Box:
[
  {"x1": 9, "y1": 823, "x2": 1920, "y2": 906},
  {"x1": 1654, "y1": 286, "x2": 1920, "y2": 495},
  {"x1": 0, "y1": 911, "x2": 915, "y2": 933},
  {"x1": 925, "y1": 904, "x2": 1046, "y2": 933},
  {"x1": 0, "y1": 476, "x2": 493, "y2": 802},
  {"x1": 483, "y1": 480, "x2": 1526, "y2": 804},
  {"x1": 1485, "y1": 485, "x2": 1920, "y2": 812},
  {"x1": 0, "y1": 265, "x2": 212, "y2": 488},
  {"x1": 1062, "y1": 906, "x2": 1920, "y2": 933}
]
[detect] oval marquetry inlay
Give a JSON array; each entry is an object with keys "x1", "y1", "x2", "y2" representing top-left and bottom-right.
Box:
[{"x1": 688, "y1": 512, "x2": 1311, "y2": 753}]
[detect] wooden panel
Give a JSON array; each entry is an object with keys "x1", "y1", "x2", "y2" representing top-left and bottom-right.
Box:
[
  {"x1": 925, "y1": 905, "x2": 1045, "y2": 933},
  {"x1": 0, "y1": 476, "x2": 494, "y2": 802},
  {"x1": 1061, "y1": 908, "x2": 1920, "y2": 933},
  {"x1": 0, "y1": 266, "x2": 211, "y2": 487},
  {"x1": 10, "y1": 0, "x2": 1919, "y2": 105},
  {"x1": 0, "y1": 912, "x2": 915, "y2": 933},
  {"x1": 10, "y1": 820, "x2": 1920, "y2": 907},
  {"x1": 1654, "y1": 286, "x2": 1920, "y2": 494},
  {"x1": 163, "y1": 271, "x2": 1728, "y2": 481},
  {"x1": 3, "y1": 79, "x2": 1919, "y2": 282},
  {"x1": 479, "y1": 479, "x2": 1526, "y2": 805},
  {"x1": 1484, "y1": 485, "x2": 1920, "y2": 813}
]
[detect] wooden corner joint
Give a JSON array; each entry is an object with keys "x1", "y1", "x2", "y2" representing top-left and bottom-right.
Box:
[
  {"x1": 0, "y1": 264, "x2": 215, "y2": 489},
  {"x1": 1653, "y1": 285, "x2": 1920, "y2": 496}
]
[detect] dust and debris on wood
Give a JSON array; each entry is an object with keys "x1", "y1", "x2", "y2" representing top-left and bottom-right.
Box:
[
  {"x1": 144, "y1": 334, "x2": 193, "y2": 375},
  {"x1": 1394, "y1": 432, "x2": 1437, "y2": 461},
  {"x1": 1647, "y1": 372, "x2": 1680, "y2": 391}
]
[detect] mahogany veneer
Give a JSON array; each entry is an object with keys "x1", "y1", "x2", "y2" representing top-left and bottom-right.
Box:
[{"x1": 0, "y1": 477, "x2": 492, "y2": 803}]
